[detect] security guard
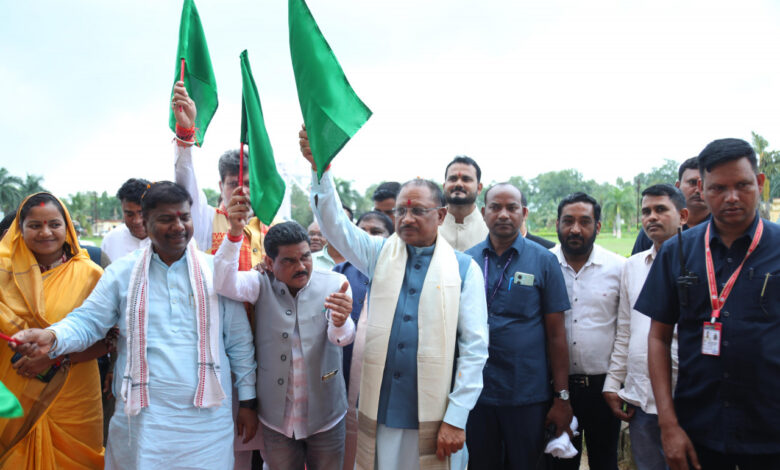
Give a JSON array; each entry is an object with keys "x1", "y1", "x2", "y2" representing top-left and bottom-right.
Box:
[{"x1": 636, "y1": 138, "x2": 780, "y2": 470}]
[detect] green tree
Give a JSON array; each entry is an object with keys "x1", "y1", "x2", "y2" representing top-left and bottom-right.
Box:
[
  {"x1": 602, "y1": 179, "x2": 635, "y2": 238},
  {"x1": 0, "y1": 168, "x2": 22, "y2": 214},
  {"x1": 752, "y1": 131, "x2": 780, "y2": 199},
  {"x1": 65, "y1": 192, "x2": 92, "y2": 235},
  {"x1": 203, "y1": 188, "x2": 220, "y2": 207},
  {"x1": 334, "y1": 178, "x2": 371, "y2": 215},
  {"x1": 290, "y1": 184, "x2": 313, "y2": 227},
  {"x1": 18, "y1": 174, "x2": 47, "y2": 199},
  {"x1": 526, "y1": 169, "x2": 598, "y2": 230},
  {"x1": 632, "y1": 159, "x2": 680, "y2": 228}
]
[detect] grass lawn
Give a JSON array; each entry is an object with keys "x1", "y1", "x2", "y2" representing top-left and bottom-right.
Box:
[
  {"x1": 81, "y1": 236, "x2": 103, "y2": 247},
  {"x1": 537, "y1": 231, "x2": 639, "y2": 258}
]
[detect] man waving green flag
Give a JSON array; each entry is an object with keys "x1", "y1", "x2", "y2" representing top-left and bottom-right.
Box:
[
  {"x1": 169, "y1": 0, "x2": 218, "y2": 145},
  {"x1": 289, "y1": 0, "x2": 372, "y2": 179},
  {"x1": 240, "y1": 50, "x2": 286, "y2": 225}
]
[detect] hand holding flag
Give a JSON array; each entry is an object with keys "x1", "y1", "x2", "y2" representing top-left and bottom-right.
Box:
[
  {"x1": 239, "y1": 50, "x2": 286, "y2": 226},
  {"x1": 169, "y1": 0, "x2": 218, "y2": 144},
  {"x1": 289, "y1": 0, "x2": 372, "y2": 179},
  {"x1": 172, "y1": 81, "x2": 197, "y2": 130},
  {"x1": 9, "y1": 329, "x2": 56, "y2": 360}
]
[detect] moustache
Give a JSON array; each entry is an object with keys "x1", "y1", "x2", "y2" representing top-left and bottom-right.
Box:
[
  {"x1": 399, "y1": 224, "x2": 417, "y2": 231},
  {"x1": 293, "y1": 270, "x2": 309, "y2": 278},
  {"x1": 565, "y1": 234, "x2": 584, "y2": 243}
]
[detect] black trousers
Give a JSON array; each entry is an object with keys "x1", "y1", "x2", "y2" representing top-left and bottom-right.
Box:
[
  {"x1": 547, "y1": 374, "x2": 620, "y2": 470},
  {"x1": 467, "y1": 401, "x2": 548, "y2": 470},
  {"x1": 693, "y1": 442, "x2": 780, "y2": 470}
]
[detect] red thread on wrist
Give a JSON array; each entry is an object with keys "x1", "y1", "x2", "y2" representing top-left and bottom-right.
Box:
[
  {"x1": 227, "y1": 233, "x2": 244, "y2": 243},
  {"x1": 175, "y1": 123, "x2": 196, "y2": 140}
]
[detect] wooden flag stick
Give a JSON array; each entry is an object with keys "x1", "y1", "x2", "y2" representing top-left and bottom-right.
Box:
[
  {"x1": 0, "y1": 332, "x2": 18, "y2": 345},
  {"x1": 178, "y1": 59, "x2": 185, "y2": 112},
  {"x1": 239, "y1": 143, "x2": 245, "y2": 198}
]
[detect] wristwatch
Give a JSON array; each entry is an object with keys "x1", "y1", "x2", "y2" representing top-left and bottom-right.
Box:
[{"x1": 555, "y1": 389, "x2": 570, "y2": 401}]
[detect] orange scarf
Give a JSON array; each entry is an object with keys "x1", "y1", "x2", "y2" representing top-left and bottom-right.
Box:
[{"x1": 0, "y1": 193, "x2": 104, "y2": 469}]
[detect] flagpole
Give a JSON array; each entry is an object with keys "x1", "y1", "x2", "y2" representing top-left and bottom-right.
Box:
[
  {"x1": 0, "y1": 332, "x2": 18, "y2": 345},
  {"x1": 179, "y1": 59, "x2": 185, "y2": 112},
  {"x1": 239, "y1": 143, "x2": 245, "y2": 199}
]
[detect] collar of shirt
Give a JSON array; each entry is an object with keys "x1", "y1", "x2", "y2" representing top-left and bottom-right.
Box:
[
  {"x1": 552, "y1": 243, "x2": 607, "y2": 270},
  {"x1": 444, "y1": 205, "x2": 481, "y2": 225},
  {"x1": 150, "y1": 249, "x2": 188, "y2": 268},
  {"x1": 314, "y1": 247, "x2": 335, "y2": 265},
  {"x1": 270, "y1": 272, "x2": 312, "y2": 297},
  {"x1": 644, "y1": 245, "x2": 657, "y2": 265},
  {"x1": 482, "y1": 234, "x2": 525, "y2": 259},
  {"x1": 408, "y1": 243, "x2": 435, "y2": 257},
  {"x1": 707, "y1": 210, "x2": 761, "y2": 248}
]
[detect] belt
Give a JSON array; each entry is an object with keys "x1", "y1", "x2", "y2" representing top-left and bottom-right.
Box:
[{"x1": 568, "y1": 374, "x2": 606, "y2": 388}]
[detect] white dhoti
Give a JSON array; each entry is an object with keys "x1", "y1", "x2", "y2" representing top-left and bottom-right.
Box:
[{"x1": 374, "y1": 425, "x2": 468, "y2": 470}]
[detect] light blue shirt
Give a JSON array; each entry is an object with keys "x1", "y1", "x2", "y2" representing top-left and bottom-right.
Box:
[
  {"x1": 48, "y1": 248, "x2": 256, "y2": 469},
  {"x1": 310, "y1": 170, "x2": 489, "y2": 429}
]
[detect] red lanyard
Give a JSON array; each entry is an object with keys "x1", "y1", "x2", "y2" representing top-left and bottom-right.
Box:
[{"x1": 704, "y1": 218, "x2": 764, "y2": 322}]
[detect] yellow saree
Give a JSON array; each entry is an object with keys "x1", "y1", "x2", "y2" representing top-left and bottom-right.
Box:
[{"x1": 0, "y1": 194, "x2": 104, "y2": 469}]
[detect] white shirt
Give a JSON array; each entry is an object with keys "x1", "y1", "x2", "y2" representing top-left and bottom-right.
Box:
[
  {"x1": 439, "y1": 206, "x2": 488, "y2": 252},
  {"x1": 551, "y1": 244, "x2": 625, "y2": 375},
  {"x1": 101, "y1": 224, "x2": 151, "y2": 262},
  {"x1": 603, "y1": 247, "x2": 678, "y2": 415},
  {"x1": 214, "y1": 238, "x2": 355, "y2": 439}
]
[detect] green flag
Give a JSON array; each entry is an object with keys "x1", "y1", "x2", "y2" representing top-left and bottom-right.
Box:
[
  {"x1": 289, "y1": 0, "x2": 372, "y2": 179},
  {"x1": 240, "y1": 50, "x2": 286, "y2": 225},
  {"x1": 168, "y1": 0, "x2": 218, "y2": 145},
  {"x1": 0, "y1": 381, "x2": 22, "y2": 418}
]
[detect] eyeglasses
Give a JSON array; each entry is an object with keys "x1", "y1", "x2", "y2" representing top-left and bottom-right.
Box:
[{"x1": 391, "y1": 206, "x2": 442, "y2": 218}]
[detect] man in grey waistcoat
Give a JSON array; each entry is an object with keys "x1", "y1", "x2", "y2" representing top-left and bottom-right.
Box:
[{"x1": 214, "y1": 188, "x2": 356, "y2": 470}]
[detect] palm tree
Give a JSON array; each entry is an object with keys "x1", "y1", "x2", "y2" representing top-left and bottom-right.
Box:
[
  {"x1": 602, "y1": 182, "x2": 635, "y2": 239},
  {"x1": 752, "y1": 131, "x2": 780, "y2": 200},
  {"x1": 19, "y1": 174, "x2": 46, "y2": 199},
  {"x1": 0, "y1": 168, "x2": 22, "y2": 214}
]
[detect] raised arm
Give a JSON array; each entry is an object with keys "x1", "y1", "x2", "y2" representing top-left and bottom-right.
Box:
[
  {"x1": 213, "y1": 188, "x2": 262, "y2": 303},
  {"x1": 172, "y1": 81, "x2": 215, "y2": 252},
  {"x1": 300, "y1": 126, "x2": 384, "y2": 278}
]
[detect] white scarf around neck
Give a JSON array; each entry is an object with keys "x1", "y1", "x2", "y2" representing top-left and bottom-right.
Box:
[{"x1": 121, "y1": 241, "x2": 225, "y2": 416}]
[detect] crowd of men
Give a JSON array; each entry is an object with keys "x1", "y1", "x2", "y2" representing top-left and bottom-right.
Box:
[{"x1": 6, "y1": 82, "x2": 779, "y2": 470}]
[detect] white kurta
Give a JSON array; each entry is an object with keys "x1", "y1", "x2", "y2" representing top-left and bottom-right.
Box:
[
  {"x1": 438, "y1": 208, "x2": 488, "y2": 252},
  {"x1": 49, "y1": 249, "x2": 257, "y2": 470},
  {"x1": 101, "y1": 224, "x2": 151, "y2": 262}
]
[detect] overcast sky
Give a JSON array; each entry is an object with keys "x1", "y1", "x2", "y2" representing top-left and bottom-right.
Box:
[{"x1": 3, "y1": 0, "x2": 780, "y2": 200}]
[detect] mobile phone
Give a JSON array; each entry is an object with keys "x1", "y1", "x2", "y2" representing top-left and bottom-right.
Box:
[{"x1": 10, "y1": 352, "x2": 60, "y2": 383}]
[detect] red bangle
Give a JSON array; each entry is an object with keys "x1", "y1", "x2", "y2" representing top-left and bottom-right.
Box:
[{"x1": 227, "y1": 233, "x2": 243, "y2": 243}]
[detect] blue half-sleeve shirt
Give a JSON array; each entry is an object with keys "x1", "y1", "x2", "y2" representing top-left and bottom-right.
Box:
[
  {"x1": 466, "y1": 234, "x2": 571, "y2": 407},
  {"x1": 634, "y1": 214, "x2": 780, "y2": 454}
]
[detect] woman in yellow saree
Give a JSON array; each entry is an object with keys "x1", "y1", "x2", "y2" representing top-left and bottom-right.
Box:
[{"x1": 0, "y1": 193, "x2": 106, "y2": 469}]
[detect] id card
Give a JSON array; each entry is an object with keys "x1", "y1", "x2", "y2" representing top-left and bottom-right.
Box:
[
  {"x1": 513, "y1": 272, "x2": 535, "y2": 286},
  {"x1": 701, "y1": 322, "x2": 722, "y2": 356}
]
